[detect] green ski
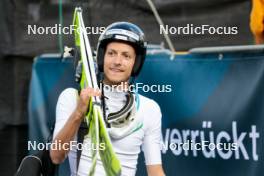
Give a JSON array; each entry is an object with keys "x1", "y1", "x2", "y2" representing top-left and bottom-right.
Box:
[{"x1": 73, "y1": 7, "x2": 121, "y2": 176}]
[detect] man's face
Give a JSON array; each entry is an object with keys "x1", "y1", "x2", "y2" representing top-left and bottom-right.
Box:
[{"x1": 103, "y1": 41, "x2": 136, "y2": 85}]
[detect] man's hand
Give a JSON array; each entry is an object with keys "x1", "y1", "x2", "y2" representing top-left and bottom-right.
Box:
[{"x1": 75, "y1": 87, "x2": 101, "y2": 119}]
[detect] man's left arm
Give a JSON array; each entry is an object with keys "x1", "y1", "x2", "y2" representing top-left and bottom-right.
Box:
[
  {"x1": 147, "y1": 164, "x2": 165, "y2": 176},
  {"x1": 142, "y1": 100, "x2": 165, "y2": 176}
]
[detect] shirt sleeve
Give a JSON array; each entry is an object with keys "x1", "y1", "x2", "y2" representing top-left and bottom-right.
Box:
[
  {"x1": 142, "y1": 100, "x2": 163, "y2": 165},
  {"x1": 53, "y1": 88, "x2": 78, "y2": 139}
]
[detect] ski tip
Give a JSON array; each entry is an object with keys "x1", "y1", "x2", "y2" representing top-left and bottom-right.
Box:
[{"x1": 75, "y1": 7, "x2": 82, "y2": 12}]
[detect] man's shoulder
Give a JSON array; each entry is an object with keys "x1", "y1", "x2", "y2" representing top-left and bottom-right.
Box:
[
  {"x1": 138, "y1": 94, "x2": 161, "y2": 111},
  {"x1": 59, "y1": 88, "x2": 78, "y2": 99},
  {"x1": 138, "y1": 94, "x2": 162, "y2": 130},
  {"x1": 57, "y1": 88, "x2": 79, "y2": 105}
]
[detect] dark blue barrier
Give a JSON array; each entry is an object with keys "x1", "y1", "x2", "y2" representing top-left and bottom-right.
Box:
[{"x1": 28, "y1": 48, "x2": 264, "y2": 176}]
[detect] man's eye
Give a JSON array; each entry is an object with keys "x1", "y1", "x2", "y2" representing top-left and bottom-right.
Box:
[
  {"x1": 124, "y1": 54, "x2": 131, "y2": 59},
  {"x1": 107, "y1": 51, "x2": 114, "y2": 56}
]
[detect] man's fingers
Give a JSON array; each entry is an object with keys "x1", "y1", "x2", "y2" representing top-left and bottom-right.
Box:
[
  {"x1": 94, "y1": 89, "x2": 101, "y2": 96},
  {"x1": 81, "y1": 88, "x2": 101, "y2": 98}
]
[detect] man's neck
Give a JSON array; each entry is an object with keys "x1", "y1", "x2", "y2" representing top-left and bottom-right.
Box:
[{"x1": 102, "y1": 79, "x2": 130, "y2": 92}]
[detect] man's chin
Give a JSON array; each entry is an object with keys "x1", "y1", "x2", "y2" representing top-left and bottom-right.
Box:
[
  {"x1": 103, "y1": 73, "x2": 130, "y2": 85},
  {"x1": 108, "y1": 79, "x2": 126, "y2": 85}
]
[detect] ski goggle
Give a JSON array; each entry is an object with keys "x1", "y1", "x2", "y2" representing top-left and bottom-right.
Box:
[{"x1": 106, "y1": 91, "x2": 136, "y2": 128}]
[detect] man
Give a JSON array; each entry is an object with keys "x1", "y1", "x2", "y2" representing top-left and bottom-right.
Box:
[{"x1": 50, "y1": 22, "x2": 165, "y2": 176}]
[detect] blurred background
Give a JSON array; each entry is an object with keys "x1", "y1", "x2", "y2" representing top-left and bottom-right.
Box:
[{"x1": 0, "y1": 0, "x2": 259, "y2": 175}]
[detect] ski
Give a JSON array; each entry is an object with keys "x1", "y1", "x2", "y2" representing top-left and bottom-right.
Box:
[{"x1": 73, "y1": 7, "x2": 121, "y2": 176}]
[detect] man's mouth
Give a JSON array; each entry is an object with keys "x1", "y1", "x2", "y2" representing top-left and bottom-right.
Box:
[{"x1": 109, "y1": 67, "x2": 123, "y2": 73}]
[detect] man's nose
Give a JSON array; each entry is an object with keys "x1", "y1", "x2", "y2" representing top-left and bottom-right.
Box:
[{"x1": 113, "y1": 54, "x2": 122, "y2": 65}]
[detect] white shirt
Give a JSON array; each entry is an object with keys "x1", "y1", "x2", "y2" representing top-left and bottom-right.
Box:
[{"x1": 53, "y1": 88, "x2": 162, "y2": 176}]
